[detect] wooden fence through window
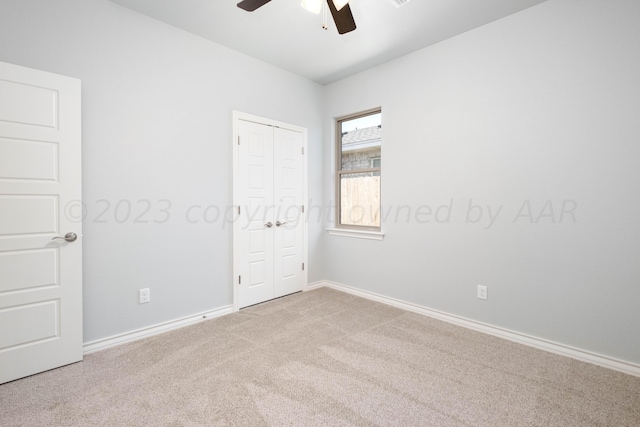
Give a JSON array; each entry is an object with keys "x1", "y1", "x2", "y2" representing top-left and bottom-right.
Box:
[{"x1": 340, "y1": 175, "x2": 380, "y2": 227}]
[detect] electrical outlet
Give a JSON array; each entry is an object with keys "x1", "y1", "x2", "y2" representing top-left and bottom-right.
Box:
[
  {"x1": 139, "y1": 288, "x2": 150, "y2": 304},
  {"x1": 477, "y1": 285, "x2": 487, "y2": 300}
]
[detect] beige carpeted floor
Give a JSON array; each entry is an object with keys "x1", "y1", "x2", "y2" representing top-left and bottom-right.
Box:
[{"x1": 1, "y1": 287, "x2": 639, "y2": 426}]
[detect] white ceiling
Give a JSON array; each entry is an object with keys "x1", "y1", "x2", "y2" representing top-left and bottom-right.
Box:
[{"x1": 109, "y1": 0, "x2": 547, "y2": 85}]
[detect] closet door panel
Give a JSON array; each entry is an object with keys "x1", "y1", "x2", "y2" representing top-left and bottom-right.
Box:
[
  {"x1": 273, "y1": 128, "x2": 304, "y2": 298},
  {"x1": 237, "y1": 120, "x2": 274, "y2": 308}
]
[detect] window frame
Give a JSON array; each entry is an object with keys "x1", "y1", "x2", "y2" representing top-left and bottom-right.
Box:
[{"x1": 335, "y1": 107, "x2": 382, "y2": 232}]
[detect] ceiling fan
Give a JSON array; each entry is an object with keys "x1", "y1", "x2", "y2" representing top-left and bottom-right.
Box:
[{"x1": 237, "y1": 0, "x2": 357, "y2": 35}]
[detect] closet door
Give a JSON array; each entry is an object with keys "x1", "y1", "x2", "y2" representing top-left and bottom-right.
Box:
[
  {"x1": 236, "y1": 120, "x2": 305, "y2": 309},
  {"x1": 237, "y1": 120, "x2": 275, "y2": 308},
  {"x1": 272, "y1": 128, "x2": 304, "y2": 298}
]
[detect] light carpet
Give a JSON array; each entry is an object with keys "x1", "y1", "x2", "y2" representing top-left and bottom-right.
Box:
[{"x1": 1, "y1": 287, "x2": 639, "y2": 426}]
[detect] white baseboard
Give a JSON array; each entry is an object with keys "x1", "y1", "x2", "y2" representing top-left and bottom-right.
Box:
[
  {"x1": 309, "y1": 280, "x2": 640, "y2": 378},
  {"x1": 83, "y1": 305, "x2": 234, "y2": 354},
  {"x1": 305, "y1": 281, "x2": 325, "y2": 291}
]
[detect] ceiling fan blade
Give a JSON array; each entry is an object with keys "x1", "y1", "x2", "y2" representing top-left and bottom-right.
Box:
[
  {"x1": 327, "y1": 0, "x2": 356, "y2": 34},
  {"x1": 237, "y1": 0, "x2": 271, "y2": 12}
]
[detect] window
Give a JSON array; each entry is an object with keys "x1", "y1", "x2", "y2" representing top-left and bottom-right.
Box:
[
  {"x1": 370, "y1": 157, "x2": 381, "y2": 177},
  {"x1": 336, "y1": 108, "x2": 382, "y2": 230}
]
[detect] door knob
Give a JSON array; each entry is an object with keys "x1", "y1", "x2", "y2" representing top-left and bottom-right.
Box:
[
  {"x1": 276, "y1": 221, "x2": 288, "y2": 227},
  {"x1": 51, "y1": 232, "x2": 78, "y2": 242},
  {"x1": 264, "y1": 222, "x2": 273, "y2": 228}
]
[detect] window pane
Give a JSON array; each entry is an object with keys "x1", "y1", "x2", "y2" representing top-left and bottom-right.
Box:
[
  {"x1": 340, "y1": 172, "x2": 380, "y2": 227},
  {"x1": 340, "y1": 112, "x2": 381, "y2": 171}
]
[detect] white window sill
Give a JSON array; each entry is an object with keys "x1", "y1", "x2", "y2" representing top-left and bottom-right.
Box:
[{"x1": 326, "y1": 228, "x2": 385, "y2": 241}]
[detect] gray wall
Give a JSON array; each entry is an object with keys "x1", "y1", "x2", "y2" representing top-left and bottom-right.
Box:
[
  {"x1": 323, "y1": 0, "x2": 640, "y2": 364},
  {"x1": 0, "y1": 0, "x2": 324, "y2": 342}
]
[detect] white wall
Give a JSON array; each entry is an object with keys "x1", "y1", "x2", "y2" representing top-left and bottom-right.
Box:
[
  {"x1": 323, "y1": 0, "x2": 640, "y2": 364},
  {"x1": 0, "y1": 0, "x2": 324, "y2": 342}
]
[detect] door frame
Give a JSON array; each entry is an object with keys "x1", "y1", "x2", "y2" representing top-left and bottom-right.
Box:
[{"x1": 232, "y1": 111, "x2": 308, "y2": 311}]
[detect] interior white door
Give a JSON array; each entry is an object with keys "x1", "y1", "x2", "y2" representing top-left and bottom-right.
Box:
[
  {"x1": 236, "y1": 119, "x2": 305, "y2": 309},
  {"x1": 237, "y1": 120, "x2": 275, "y2": 308},
  {"x1": 272, "y1": 127, "x2": 304, "y2": 299},
  {"x1": 0, "y1": 61, "x2": 82, "y2": 384}
]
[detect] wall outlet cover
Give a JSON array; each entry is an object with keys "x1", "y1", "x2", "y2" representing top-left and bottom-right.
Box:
[
  {"x1": 477, "y1": 285, "x2": 488, "y2": 300},
  {"x1": 139, "y1": 288, "x2": 151, "y2": 304}
]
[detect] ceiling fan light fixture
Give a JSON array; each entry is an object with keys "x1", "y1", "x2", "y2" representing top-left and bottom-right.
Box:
[
  {"x1": 332, "y1": 0, "x2": 349, "y2": 12},
  {"x1": 301, "y1": 0, "x2": 323, "y2": 14},
  {"x1": 388, "y1": 0, "x2": 413, "y2": 7}
]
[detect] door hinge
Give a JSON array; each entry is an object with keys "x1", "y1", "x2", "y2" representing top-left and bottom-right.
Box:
[
  {"x1": 302, "y1": 263, "x2": 305, "y2": 271},
  {"x1": 237, "y1": 136, "x2": 240, "y2": 145},
  {"x1": 238, "y1": 206, "x2": 241, "y2": 215},
  {"x1": 301, "y1": 205, "x2": 305, "y2": 213},
  {"x1": 239, "y1": 275, "x2": 242, "y2": 285},
  {"x1": 302, "y1": 147, "x2": 304, "y2": 155}
]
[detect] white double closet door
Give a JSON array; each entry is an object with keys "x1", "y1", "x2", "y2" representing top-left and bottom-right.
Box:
[{"x1": 235, "y1": 117, "x2": 306, "y2": 309}]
